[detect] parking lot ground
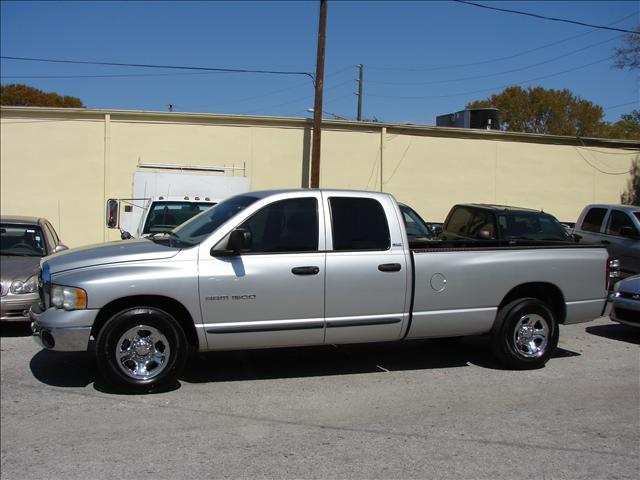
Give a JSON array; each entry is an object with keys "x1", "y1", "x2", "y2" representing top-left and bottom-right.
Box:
[{"x1": 1, "y1": 317, "x2": 638, "y2": 479}]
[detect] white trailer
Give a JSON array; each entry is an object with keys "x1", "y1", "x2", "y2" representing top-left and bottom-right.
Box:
[{"x1": 109, "y1": 172, "x2": 250, "y2": 238}]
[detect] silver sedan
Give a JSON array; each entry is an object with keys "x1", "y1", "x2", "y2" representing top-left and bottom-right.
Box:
[
  {"x1": 1, "y1": 216, "x2": 67, "y2": 321},
  {"x1": 610, "y1": 274, "x2": 640, "y2": 327}
]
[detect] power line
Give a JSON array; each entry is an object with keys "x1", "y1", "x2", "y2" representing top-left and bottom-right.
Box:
[
  {"x1": 367, "y1": 35, "x2": 621, "y2": 86},
  {"x1": 366, "y1": 56, "x2": 612, "y2": 100},
  {"x1": 239, "y1": 78, "x2": 353, "y2": 115},
  {"x1": 604, "y1": 101, "x2": 639, "y2": 111},
  {"x1": 172, "y1": 66, "x2": 354, "y2": 110},
  {"x1": 0, "y1": 56, "x2": 315, "y2": 83},
  {"x1": 574, "y1": 145, "x2": 633, "y2": 175},
  {"x1": 368, "y1": 11, "x2": 637, "y2": 72},
  {"x1": 452, "y1": 0, "x2": 639, "y2": 35},
  {"x1": 0, "y1": 71, "x2": 234, "y2": 79}
]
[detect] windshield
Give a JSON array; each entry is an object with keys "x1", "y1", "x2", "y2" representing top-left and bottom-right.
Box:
[
  {"x1": 170, "y1": 195, "x2": 260, "y2": 246},
  {"x1": 0, "y1": 223, "x2": 47, "y2": 257},
  {"x1": 498, "y1": 213, "x2": 569, "y2": 241},
  {"x1": 400, "y1": 205, "x2": 432, "y2": 239},
  {"x1": 143, "y1": 201, "x2": 216, "y2": 235}
]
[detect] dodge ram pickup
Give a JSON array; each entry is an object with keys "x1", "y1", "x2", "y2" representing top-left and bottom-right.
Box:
[{"x1": 30, "y1": 190, "x2": 611, "y2": 393}]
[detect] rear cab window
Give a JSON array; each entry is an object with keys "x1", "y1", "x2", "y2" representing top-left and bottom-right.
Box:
[
  {"x1": 606, "y1": 210, "x2": 639, "y2": 237},
  {"x1": 444, "y1": 206, "x2": 497, "y2": 240},
  {"x1": 329, "y1": 197, "x2": 390, "y2": 250}
]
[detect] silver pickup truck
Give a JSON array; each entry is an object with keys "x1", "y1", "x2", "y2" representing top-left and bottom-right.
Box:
[{"x1": 31, "y1": 190, "x2": 610, "y2": 393}]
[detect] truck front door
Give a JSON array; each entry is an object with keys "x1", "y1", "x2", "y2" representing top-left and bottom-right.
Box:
[{"x1": 199, "y1": 194, "x2": 326, "y2": 349}]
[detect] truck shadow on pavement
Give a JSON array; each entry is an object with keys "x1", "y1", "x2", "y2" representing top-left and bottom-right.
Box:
[
  {"x1": 0, "y1": 321, "x2": 32, "y2": 337},
  {"x1": 179, "y1": 337, "x2": 580, "y2": 384},
  {"x1": 586, "y1": 323, "x2": 640, "y2": 345},
  {"x1": 28, "y1": 337, "x2": 580, "y2": 393}
]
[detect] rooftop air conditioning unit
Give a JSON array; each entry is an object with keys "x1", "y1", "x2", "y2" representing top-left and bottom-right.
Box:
[{"x1": 436, "y1": 108, "x2": 500, "y2": 130}]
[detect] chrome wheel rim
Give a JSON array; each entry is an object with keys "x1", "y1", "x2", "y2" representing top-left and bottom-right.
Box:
[
  {"x1": 116, "y1": 325, "x2": 170, "y2": 380},
  {"x1": 512, "y1": 314, "x2": 549, "y2": 358}
]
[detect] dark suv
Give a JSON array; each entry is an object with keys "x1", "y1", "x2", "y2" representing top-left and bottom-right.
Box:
[{"x1": 440, "y1": 204, "x2": 572, "y2": 243}]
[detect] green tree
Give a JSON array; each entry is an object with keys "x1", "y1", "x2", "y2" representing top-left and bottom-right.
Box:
[
  {"x1": 0, "y1": 83, "x2": 84, "y2": 107},
  {"x1": 466, "y1": 86, "x2": 605, "y2": 136},
  {"x1": 613, "y1": 26, "x2": 640, "y2": 70},
  {"x1": 603, "y1": 110, "x2": 640, "y2": 140}
]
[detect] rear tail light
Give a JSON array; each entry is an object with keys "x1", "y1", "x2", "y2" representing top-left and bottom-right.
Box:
[{"x1": 606, "y1": 258, "x2": 620, "y2": 291}]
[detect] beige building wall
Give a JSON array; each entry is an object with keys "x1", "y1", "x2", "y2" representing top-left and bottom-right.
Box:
[{"x1": 1, "y1": 107, "x2": 638, "y2": 248}]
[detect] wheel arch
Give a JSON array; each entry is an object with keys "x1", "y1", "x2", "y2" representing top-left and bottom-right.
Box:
[
  {"x1": 498, "y1": 282, "x2": 566, "y2": 324},
  {"x1": 91, "y1": 295, "x2": 199, "y2": 350}
]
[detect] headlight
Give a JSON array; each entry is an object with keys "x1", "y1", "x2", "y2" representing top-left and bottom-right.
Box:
[
  {"x1": 10, "y1": 275, "x2": 38, "y2": 294},
  {"x1": 50, "y1": 285, "x2": 87, "y2": 310}
]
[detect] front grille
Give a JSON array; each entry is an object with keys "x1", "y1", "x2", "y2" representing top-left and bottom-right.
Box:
[
  {"x1": 618, "y1": 292, "x2": 640, "y2": 301},
  {"x1": 613, "y1": 307, "x2": 640, "y2": 324},
  {"x1": 0, "y1": 282, "x2": 7, "y2": 297}
]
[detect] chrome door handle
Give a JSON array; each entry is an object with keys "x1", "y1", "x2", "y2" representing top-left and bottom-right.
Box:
[{"x1": 292, "y1": 266, "x2": 320, "y2": 275}]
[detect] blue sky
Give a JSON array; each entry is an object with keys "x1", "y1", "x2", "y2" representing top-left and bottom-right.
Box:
[{"x1": 1, "y1": 1, "x2": 638, "y2": 125}]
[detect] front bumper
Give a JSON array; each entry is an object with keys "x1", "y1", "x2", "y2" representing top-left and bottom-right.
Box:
[
  {"x1": 1, "y1": 293, "x2": 39, "y2": 322},
  {"x1": 610, "y1": 296, "x2": 640, "y2": 327},
  {"x1": 30, "y1": 305, "x2": 98, "y2": 351}
]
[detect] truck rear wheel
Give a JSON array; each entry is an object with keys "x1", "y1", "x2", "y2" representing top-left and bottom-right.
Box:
[
  {"x1": 95, "y1": 307, "x2": 187, "y2": 393},
  {"x1": 491, "y1": 298, "x2": 558, "y2": 370}
]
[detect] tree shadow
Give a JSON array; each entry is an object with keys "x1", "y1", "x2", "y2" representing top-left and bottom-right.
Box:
[{"x1": 586, "y1": 323, "x2": 640, "y2": 345}]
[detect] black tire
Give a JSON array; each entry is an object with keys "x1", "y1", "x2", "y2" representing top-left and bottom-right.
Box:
[
  {"x1": 95, "y1": 307, "x2": 187, "y2": 393},
  {"x1": 491, "y1": 298, "x2": 559, "y2": 370}
]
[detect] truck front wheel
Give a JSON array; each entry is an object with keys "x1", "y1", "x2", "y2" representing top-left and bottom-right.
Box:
[
  {"x1": 491, "y1": 298, "x2": 558, "y2": 370},
  {"x1": 95, "y1": 307, "x2": 187, "y2": 393}
]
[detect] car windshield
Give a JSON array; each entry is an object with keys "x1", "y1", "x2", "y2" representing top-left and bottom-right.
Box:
[
  {"x1": 0, "y1": 223, "x2": 47, "y2": 257},
  {"x1": 499, "y1": 213, "x2": 569, "y2": 241},
  {"x1": 400, "y1": 205, "x2": 432, "y2": 239},
  {"x1": 143, "y1": 201, "x2": 216, "y2": 235},
  {"x1": 167, "y1": 195, "x2": 260, "y2": 247}
]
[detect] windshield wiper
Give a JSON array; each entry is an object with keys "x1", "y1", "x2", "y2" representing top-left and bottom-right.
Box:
[{"x1": 168, "y1": 232, "x2": 194, "y2": 248}]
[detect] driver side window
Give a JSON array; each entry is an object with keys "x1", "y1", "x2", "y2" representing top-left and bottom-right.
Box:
[{"x1": 238, "y1": 198, "x2": 318, "y2": 253}]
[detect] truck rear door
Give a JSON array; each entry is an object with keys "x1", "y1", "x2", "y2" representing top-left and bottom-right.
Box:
[{"x1": 323, "y1": 194, "x2": 411, "y2": 344}]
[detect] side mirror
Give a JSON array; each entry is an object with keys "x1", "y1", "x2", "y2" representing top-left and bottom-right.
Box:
[
  {"x1": 228, "y1": 228, "x2": 252, "y2": 252},
  {"x1": 106, "y1": 199, "x2": 119, "y2": 228},
  {"x1": 53, "y1": 244, "x2": 68, "y2": 253},
  {"x1": 211, "y1": 228, "x2": 252, "y2": 257},
  {"x1": 620, "y1": 226, "x2": 636, "y2": 238},
  {"x1": 120, "y1": 230, "x2": 132, "y2": 240}
]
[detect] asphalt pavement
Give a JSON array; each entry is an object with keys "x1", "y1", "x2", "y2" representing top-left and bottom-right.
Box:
[{"x1": 1, "y1": 316, "x2": 638, "y2": 479}]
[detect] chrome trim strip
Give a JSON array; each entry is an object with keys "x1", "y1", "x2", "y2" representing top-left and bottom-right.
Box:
[
  {"x1": 203, "y1": 318, "x2": 324, "y2": 334},
  {"x1": 412, "y1": 306, "x2": 497, "y2": 316}
]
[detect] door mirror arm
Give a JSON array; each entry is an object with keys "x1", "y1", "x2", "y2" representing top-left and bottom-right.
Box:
[{"x1": 210, "y1": 228, "x2": 252, "y2": 257}]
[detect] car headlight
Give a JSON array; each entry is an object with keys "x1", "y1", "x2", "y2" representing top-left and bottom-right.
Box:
[
  {"x1": 50, "y1": 285, "x2": 87, "y2": 310},
  {"x1": 10, "y1": 275, "x2": 38, "y2": 294}
]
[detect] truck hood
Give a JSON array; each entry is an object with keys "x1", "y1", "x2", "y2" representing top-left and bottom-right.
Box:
[{"x1": 44, "y1": 239, "x2": 180, "y2": 274}]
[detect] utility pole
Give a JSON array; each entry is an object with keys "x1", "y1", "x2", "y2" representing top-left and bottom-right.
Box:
[
  {"x1": 310, "y1": 0, "x2": 327, "y2": 189},
  {"x1": 356, "y1": 64, "x2": 363, "y2": 121}
]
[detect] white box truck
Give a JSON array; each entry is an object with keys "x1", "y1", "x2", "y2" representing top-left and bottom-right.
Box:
[{"x1": 107, "y1": 172, "x2": 250, "y2": 238}]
